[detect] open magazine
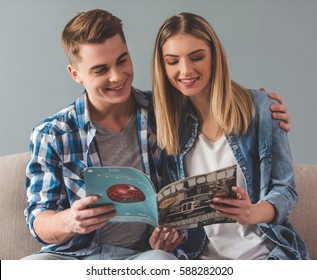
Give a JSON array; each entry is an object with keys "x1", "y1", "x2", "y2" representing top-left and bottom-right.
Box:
[{"x1": 84, "y1": 165, "x2": 237, "y2": 229}]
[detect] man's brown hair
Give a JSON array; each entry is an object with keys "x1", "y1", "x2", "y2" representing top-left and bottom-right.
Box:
[{"x1": 61, "y1": 9, "x2": 126, "y2": 65}]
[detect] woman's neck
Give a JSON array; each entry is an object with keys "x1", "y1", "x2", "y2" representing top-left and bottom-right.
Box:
[{"x1": 190, "y1": 96, "x2": 222, "y2": 142}]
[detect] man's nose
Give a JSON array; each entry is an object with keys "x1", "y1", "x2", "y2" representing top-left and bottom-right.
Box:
[{"x1": 108, "y1": 67, "x2": 122, "y2": 82}]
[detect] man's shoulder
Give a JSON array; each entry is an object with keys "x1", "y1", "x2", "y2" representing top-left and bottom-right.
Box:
[
  {"x1": 32, "y1": 101, "x2": 79, "y2": 136},
  {"x1": 132, "y1": 87, "x2": 153, "y2": 108},
  {"x1": 132, "y1": 87, "x2": 152, "y2": 97}
]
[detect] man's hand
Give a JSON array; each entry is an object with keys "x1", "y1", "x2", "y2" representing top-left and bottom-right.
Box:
[
  {"x1": 149, "y1": 226, "x2": 184, "y2": 252},
  {"x1": 34, "y1": 196, "x2": 116, "y2": 244},
  {"x1": 65, "y1": 196, "x2": 116, "y2": 235},
  {"x1": 260, "y1": 88, "x2": 291, "y2": 132}
]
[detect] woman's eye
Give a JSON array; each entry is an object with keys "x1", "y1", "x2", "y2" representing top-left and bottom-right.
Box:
[
  {"x1": 166, "y1": 60, "x2": 178, "y2": 65},
  {"x1": 192, "y1": 56, "x2": 204, "y2": 62}
]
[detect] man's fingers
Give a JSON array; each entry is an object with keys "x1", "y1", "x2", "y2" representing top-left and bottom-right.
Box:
[
  {"x1": 279, "y1": 121, "x2": 291, "y2": 133},
  {"x1": 272, "y1": 111, "x2": 289, "y2": 121},
  {"x1": 268, "y1": 92, "x2": 284, "y2": 105},
  {"x1": 72, "y1": 196, "x2": 99, "y2": 211},
  {"x1": 270, "y1": 103, "x2": 287, "y2": 113}
]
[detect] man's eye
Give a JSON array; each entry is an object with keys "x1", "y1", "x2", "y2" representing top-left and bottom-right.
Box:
[
  {"x1": 117, "y1": 59, "x2": 127, "y2": 65},
  {"x1": 94, "y1": 68, "x2": 108, "y2": 75}
]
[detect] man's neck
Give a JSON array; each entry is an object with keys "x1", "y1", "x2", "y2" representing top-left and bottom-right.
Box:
[{"x1": 88, "y1": 95, "x2": 134, "y2": 133}]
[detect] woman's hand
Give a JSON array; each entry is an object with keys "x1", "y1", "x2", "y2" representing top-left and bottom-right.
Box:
[
  {"x1": 210, "y1": 186, "x2": 275, "y2": 225},
  {"x1": 149, "y1": 226, "x2": 184, "y2": 252}
]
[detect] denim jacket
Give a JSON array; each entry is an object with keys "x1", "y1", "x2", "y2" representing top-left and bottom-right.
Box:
[{"x1": 162, "y1": 89, "x2": 309, "y2": 260}]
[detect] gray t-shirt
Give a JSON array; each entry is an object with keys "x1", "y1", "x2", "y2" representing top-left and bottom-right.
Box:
[{"x1": 93, "y1": 112, "x2": 151, "y2": 250}]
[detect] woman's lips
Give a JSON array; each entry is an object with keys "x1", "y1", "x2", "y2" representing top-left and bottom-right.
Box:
[{"x1": 178, "y1": 77, "x2": 199, "y2": 86}]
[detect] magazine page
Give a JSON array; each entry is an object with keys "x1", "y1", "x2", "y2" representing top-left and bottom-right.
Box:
[
  {"x1": 84, "y1": 167, "x2": 158, "y2": 227},
  {"x1": 157, "y1": 165, "x2": 237, "y2": 229}
]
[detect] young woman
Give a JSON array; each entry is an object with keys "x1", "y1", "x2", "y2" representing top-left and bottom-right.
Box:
[{"x1": 152, "y1": 12, "x2": 309, "y2": 259}]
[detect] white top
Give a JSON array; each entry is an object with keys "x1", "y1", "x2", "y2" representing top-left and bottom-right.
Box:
[{"x1": 185, "y1": 133, "x2": 274, "y2": 259}]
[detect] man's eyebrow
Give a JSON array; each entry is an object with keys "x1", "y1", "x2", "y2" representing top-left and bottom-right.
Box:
[
  {"x1": 89, "y1": 52, "x2": 129, "y2": 73},
  {"x1": 164, "y1": 49, "x2": 207, "y2": 58},
  {"x1": 89, "y1": 64, "x2": 108, "y2": 73},
  {"x1": 117, "y1": 52, "x2": 128, "y2": 61}
]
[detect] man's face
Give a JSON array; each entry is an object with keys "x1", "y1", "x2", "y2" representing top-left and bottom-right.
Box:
[{"x1": 68, "y1": 34, "x2": 134, "y2": 110}]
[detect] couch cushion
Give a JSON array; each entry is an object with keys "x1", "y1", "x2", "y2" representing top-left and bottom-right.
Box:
[{"x1": 0, "y1": 152, "x2": 41, "y2": 260}]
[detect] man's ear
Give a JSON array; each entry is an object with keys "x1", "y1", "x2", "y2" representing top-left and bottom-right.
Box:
[{"x1": 67, "y1": 65, "x2": 83, "y2": 84}]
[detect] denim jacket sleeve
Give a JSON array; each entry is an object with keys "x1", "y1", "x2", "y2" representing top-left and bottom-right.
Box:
[{"x1": 249, "y1": 90, "x2": 298, "y2": 225}]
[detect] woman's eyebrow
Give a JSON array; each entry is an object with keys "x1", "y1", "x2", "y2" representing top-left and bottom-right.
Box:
[{"x1": 163, "y1": 49, "x2": 207, "y2": 58}]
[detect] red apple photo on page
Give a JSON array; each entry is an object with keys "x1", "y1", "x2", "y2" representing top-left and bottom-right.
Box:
[{"x1": 107, "y1": 184, "x2": 146, "y2": 203}]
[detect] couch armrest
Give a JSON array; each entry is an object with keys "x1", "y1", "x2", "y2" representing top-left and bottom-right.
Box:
[
  {"x1": 0, "y1": 152, "x2": 41, "y2": 260},
  {"x1": 290, "y1": 165, "x2": 317, "y2": 259}
]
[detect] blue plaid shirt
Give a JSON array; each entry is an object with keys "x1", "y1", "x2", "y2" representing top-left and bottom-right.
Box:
[{"x1": 24, "y1": 88, "x2": 161, "y2": 256}]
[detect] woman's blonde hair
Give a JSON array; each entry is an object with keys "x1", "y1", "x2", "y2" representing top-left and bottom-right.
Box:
[{"x1": 152, "y1": 12, "x2": 254, "y2": 155}]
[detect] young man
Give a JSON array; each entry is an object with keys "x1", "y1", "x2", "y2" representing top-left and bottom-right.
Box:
[
  {"x1": 23, "y1": 9, "x2": 290, "y2": 260},
  {"x1": 23, "y1": 9, "x2": 179, "y2": 260}
]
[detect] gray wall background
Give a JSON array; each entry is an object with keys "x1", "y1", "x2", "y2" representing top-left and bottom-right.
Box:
[{"x1": 0, "y1": 0, "x2": 316, "y2": 164}]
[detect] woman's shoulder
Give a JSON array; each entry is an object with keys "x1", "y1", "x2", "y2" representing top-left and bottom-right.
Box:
[
  {"x1": 249, "y1": 89, "x2": 277, "y2": 106},
  {"x1": 248, "y1": 89, "x2": 281, "y2": 132},
  {"x1": 249, "y1": 89, "x2": 278, "y2": 116}
]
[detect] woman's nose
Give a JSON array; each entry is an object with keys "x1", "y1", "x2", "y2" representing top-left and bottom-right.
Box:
[{"x1": 180, "y1": 60, "x2": 193, "y2": 76}]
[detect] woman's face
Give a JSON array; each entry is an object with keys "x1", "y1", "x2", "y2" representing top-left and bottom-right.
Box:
[{"x1": 162, "y1": 34, "x2": 212, "y2": 99}]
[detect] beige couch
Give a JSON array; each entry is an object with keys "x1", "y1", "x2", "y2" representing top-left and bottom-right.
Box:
[{"x1": 0, "y1": 152, "x2": 316, "y2": 260}]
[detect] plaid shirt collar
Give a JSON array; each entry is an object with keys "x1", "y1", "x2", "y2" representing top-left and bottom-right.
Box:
[{"x1": 75, "y1": 87, "x2": 151, "y2": 131}]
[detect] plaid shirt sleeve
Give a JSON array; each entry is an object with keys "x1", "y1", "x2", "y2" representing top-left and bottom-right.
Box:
[{"x1": 24, "y1": 126, "x2": 67, "y2": 244}]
